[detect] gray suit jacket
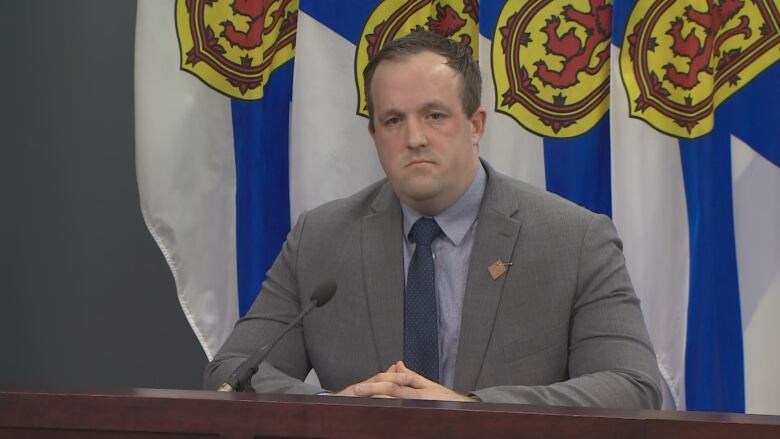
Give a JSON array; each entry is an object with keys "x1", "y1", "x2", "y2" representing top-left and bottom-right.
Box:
[{"x1": 205, "y1": 162, "x2": 662, "y2": 409}]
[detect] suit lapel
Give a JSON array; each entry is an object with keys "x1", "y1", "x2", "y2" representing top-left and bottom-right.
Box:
[
  {"x1": 362, "y1": 183, "x2": 405, "y2": 371},
  {"x1": 454, "y1": 167, "x2": 522, "y2": 393}
]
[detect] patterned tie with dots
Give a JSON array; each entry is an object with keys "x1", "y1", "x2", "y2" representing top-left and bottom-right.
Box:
[{"x1": 404, "y1": 217, "x2": 442, "y2": 383}]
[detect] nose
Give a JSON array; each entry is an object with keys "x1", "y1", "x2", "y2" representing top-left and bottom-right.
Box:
[{"x1": 405, "y1": 117, "x2": 427, "y2": 149}]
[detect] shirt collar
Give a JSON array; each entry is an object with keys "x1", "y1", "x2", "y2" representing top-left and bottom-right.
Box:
[{"x1": 401, "y1": 163, "x2": 486, "y2": 247}]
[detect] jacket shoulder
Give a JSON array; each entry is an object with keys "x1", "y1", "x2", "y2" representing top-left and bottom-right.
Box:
[
  {"x1": 486, "y1": 167, "x2": 600, "y2": 228},
  {"x1": 296, "y1": 179, "x2": 392, "y2": 233}
]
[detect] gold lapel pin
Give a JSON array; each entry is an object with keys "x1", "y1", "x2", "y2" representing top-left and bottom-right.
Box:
[{"x1": 488, "y1": 259, "x2": 513, "y2": 280}]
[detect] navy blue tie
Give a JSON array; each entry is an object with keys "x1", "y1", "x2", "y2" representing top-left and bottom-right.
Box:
[{"x1": 404, "y1": 217, "x2": 442, "y2": 383}]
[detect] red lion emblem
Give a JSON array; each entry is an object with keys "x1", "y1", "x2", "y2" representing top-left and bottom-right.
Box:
[
  {"x1": 664, "y1": 0, "x2": 749, "y2": 90},
  {"x1": 535, "y1": 0, "x2": 612, "y2": 89},
  {"x1": 622, "y1": 0, "x2": 778, "y2": 136},
  {"x1": 178, "y1": 0, "x2": 297, "y2": 99},
  {"x1": 221, "y1": 0, "x2": 295, "y2": 51},
  {"x1": 495, "y1": 0, "x2": 612, "y2": 136}
]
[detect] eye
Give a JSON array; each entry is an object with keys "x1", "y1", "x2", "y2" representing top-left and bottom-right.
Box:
[
  {"x1": 384, "y1": 116, "x2": 401, "y2": 127},
  {"x1": 428, "y1": 112, "x2": 446, "y2": 121}
]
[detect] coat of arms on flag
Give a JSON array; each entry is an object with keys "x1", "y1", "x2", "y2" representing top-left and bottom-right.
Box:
[{"x1": 176, "y1": 0, "x2": 297, "y2": 99}]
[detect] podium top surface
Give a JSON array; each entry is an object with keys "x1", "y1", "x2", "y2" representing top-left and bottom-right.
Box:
[{"x1": 1, "y1": 388, "x2": 778, "y2": 439}]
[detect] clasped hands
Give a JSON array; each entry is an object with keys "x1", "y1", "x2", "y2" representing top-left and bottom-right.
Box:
[{"x1": 333, "y1": 360, "x2": 477, "y2": 402}]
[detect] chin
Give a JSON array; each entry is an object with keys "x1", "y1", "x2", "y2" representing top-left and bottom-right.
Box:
[{"x1": 402, "y1": 185, "x2": 441, "y2": 203}]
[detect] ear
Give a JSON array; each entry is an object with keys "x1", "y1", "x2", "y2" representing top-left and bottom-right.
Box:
[
  {"x1": 368, "y1": 119, "x2": 377, "y2": 142},
  {"x1": 469, "y1": 106, "x2": 487, "y2": 145}
]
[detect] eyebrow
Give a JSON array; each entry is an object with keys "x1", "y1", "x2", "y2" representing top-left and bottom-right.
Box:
[
  {"x1": 419, "y1": 100, "x2": 450, "y2": 112},
  {"x1": 378, "y1": 100, "x2": 452, "y2": 119}
]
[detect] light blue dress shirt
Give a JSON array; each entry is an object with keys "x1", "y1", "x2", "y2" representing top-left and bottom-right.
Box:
[{"x1": 400, "y1": 164, "x2": 487, "y2": 387}]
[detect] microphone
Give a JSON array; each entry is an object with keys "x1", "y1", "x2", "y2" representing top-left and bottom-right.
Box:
[{"x1": 217, "y1": 281, "x2": 337, "y2": 392}]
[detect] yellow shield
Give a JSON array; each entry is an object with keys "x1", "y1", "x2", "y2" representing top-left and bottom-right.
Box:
[
  {"x1": 176, "y1": 0, "x2": 298, "y2": 100},
  {"x1": 492, "y1": 0, "x2": 613, "y2": 138},
  {"x1": 620, "y1": 0, "x2": 780, "y2": 138}
]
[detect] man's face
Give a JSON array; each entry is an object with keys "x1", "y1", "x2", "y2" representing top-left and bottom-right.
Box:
[{"x1": 368, "y1": 51, "x2": 486, "y2": 216}]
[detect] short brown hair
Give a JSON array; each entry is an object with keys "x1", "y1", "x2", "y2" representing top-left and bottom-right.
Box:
[{"x1": 363, "y1": 30, "x2": 482, "y2": 129}]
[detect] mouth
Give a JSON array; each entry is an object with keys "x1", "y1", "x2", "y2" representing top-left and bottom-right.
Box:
[{"x1": 405, "y1": 159, "x2": 434, "y2": 168}]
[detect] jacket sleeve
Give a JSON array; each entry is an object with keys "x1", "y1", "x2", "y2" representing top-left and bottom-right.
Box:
[
  {"x1": 472, "y1": 214, "x2": 663, "y2": 409},
  {"x1": 203, "y1": 211, "x2": 326, "y2": 395}
]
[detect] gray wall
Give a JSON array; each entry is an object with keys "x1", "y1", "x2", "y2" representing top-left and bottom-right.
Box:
[{"x1": 1, "y1": 1, "x2": 207, "y2": 389}]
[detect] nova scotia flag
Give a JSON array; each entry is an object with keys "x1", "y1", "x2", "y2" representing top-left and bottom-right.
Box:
[
  {"x1": 135, "y1": 0, "x2": 779, "y2": 414},
  {"x1": 611, "y1": 0, "x2": 780, "y2": 413},
  {"x1": 135, "y1": 0, "x2": 295, "y2": 359}
]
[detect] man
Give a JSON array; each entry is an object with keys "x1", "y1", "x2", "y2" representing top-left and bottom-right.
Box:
[{"x1": 204, "y1": 31, "x2": 662, "y2": 408}]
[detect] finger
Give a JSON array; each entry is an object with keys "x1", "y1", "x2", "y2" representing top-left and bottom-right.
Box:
[
  {"x1": 353, "y1": 381, "x2": 416, "y2": 398},
  {"x1": 364, "y1": 372, "x2": 408, "y2": 384},
  {"x1": 390, "y1": 364, "x2": 435, "y2": 389},
  {"x1": 395, "y1": 361, "x2": 422, "y2": 378},
  {"x1": 366, "y1": 382, "x2": 426, "y2": 399},
  {"x1": 333, "y1": 385, "x2": 359, "y2": 397}
]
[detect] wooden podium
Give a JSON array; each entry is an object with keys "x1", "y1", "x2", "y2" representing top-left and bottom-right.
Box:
[{"x1": 1, "y1": 388, "x2": 778, "y2": 438}]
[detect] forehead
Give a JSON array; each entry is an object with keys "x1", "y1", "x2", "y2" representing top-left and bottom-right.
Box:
[{"x1": 370, "y1": 51, "x2": 460, "y2": 107}]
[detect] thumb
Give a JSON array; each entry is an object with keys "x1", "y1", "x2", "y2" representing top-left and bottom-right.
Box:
[{"x1": 395, "y1": 361, "x2": 414, "y2": 374}]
